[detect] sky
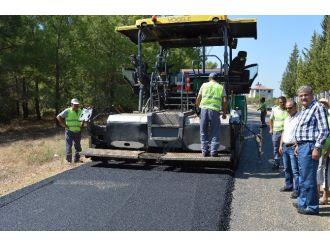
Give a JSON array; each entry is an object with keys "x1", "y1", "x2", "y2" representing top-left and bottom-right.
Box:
[{"x1": 208, "y1": 15, "x2": 324, "y2": 97}]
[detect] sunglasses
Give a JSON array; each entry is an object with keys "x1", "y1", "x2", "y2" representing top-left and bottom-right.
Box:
[{"x1": 286, "y1": 107, "x2": 293, "y2": 110}]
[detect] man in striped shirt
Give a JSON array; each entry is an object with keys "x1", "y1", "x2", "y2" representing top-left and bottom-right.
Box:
[{"x1": 293, "y1": 85, "x2": 329, "y2": 215}]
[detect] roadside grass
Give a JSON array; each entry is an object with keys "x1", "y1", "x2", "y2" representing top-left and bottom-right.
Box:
[
  {"x1": 24, "y1": 137, "x2": 66, "y2": 165},
  {"x1": 0, "y1": 130, "x2": 90, "y2": 197}
]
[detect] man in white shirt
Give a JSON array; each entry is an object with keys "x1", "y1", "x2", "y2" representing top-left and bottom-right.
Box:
[{"x1": 279, "y1": 100, "x2": 300, "y2": 199}]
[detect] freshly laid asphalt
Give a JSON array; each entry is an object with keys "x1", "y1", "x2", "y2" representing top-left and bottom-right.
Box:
[
  {"x1": 0, "y1": 162, "x2": 233, "y2": 230},
  {"x1": 1, "y1": 105, "x2": 329, "y2": 231}
]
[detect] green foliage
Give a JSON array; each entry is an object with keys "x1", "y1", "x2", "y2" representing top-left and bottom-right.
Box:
[
  {"x1": 280, "y1": 44, "x2": 299, "y2": 98},
  {"x1": 265, "y1": 98, "x2": 277, "y2": 108},
  {"x1": 281, "y1": 15, "x2": 330, "y2": 96},
  {"x1": 0, "y1": 16, "x2": 201, "y2": 123},
  {"x1": 322, "y1": 16, "x2": 330, "y2": 88},
  {"x1": 4, "y1": 16, "x2": 329, "y2": 124},
  {"x1": 247, "y1": 96, "x2": 277, "y2": 109},
  {"x1": 246, "y1": 96, "x2": 261, "y2": 105},
  {"x1": 205, "y1": 61, "x2": 218, "y2": 69}
]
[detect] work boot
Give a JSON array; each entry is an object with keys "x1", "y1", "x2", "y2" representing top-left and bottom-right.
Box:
[
  {"x1": 297, "y1": 208, "x2": 319, "y2": 215},
  {"x1": 290, "y1": 191, "x2": 299, "y2": 199},
  {"x1": 211, "y1": 152, "x2": 218, "y2": 157},
  {"x1": 280, "y1": 186, "x2": 293, "y2": 192},
  {"x1": 202, "y1": 152, "x2": 210, "y2": 157}
]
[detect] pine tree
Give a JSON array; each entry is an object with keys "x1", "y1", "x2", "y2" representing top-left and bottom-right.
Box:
[
  {"x1": 321, "y1": 15, "x2": 330, "y2": 90},
  {"x1": 304, "y1": 32, "x2": 323, "y2": 91},
  {"x1": 280, "y1": 44, "x2": 299, "y2": 98}
]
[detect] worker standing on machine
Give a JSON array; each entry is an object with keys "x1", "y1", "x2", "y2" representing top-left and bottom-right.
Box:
[{"x1": 196, "y1": 72, "x2": 227, "y2": 157}]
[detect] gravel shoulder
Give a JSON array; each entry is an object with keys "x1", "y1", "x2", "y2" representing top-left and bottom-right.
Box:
[{"x1": 230, "y1": 105, "x2": 330, "y2": 230}]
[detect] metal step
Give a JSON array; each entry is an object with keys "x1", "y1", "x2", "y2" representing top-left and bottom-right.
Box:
[
  {"x1": 150, "y1": 137, "x2": 179, "y2": 141},
  {"x1": 82, "y1": 148, "x2": 232, "y2": 164},
  {"x1": 160, "y1": 152, "x2": 231, "y2": 163},
  {"x1": 151, "y1": 124, "x2": 181, "y2": 128},
  {"x1": 82, "y1": 148, "x2": 144, "y2": 160}
]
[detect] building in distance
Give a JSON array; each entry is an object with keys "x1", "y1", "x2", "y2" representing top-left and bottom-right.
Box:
[{"x1": 248, "y1": 82, "x2": 273, "y2": 99}]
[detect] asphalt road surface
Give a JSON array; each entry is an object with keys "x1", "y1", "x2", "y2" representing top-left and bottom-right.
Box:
[{"x1": 0, "y1": 161, "x2": 233, "y2": 230}]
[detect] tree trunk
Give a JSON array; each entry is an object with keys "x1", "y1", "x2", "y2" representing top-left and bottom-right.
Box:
[
  {"x1": 15, "y1": 75, "x2": 20, "y2": 117},
  {"x1": 21, "y1": 76, "x2": 28, "y2": 119},
  {"x1": 34, "y1": 79, "x2": 41, "y2": 120},
  {"x1": 54, "y1": 32, "x2": 61, "y2": 126}
]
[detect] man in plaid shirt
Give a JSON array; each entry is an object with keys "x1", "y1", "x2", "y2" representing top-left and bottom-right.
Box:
[{"x1": 293, "y1": 85, "x2": 329, "y2": 215}]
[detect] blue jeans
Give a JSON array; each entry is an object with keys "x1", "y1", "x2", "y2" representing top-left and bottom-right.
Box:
[
  {"x1": 260, "y1": 110, "x2": 266, "y2": 125},
  {"x1": 282, "y1": 145, "x2": 299, "y2": 192},
  {"x1": 65, "y1": 130, "x2": 82, "y2": 162},
  {"x1": 200, "y1": 108, "x2": 220, "y2": 154},
  {"x1": 272, "y1": 131, "x2": 282, "y2": 166},
  {"x1": 297, "y1": 142, "x2": 319, "y2": 213}
]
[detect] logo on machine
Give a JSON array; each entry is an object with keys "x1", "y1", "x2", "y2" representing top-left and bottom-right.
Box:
[{"x1": 167, "y1": 16, "x2": 191, "y2": 23}]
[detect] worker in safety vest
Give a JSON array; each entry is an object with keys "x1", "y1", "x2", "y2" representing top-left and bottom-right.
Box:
[
  {"x1": 269, "y1": 96, "x2": 288, "y2": 170},
  {"x1": 56, "y1": 98, "x2": 84, "y2": 164},
  {"x1": 196, "y1": 72, "x2": 227, "y2": 157}
]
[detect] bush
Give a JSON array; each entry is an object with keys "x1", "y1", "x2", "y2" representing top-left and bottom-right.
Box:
[{"x1": 246, "y1": 96, "x2": 261, "y2": 105}]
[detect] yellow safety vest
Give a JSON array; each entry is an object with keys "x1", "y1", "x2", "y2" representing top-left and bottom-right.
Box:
[
  {"x1": 322, "y1": 114, "x2": 330, "y2": 154},
  {"x1": 272, "y1": 106, "x2": 288, "y2": 132},
  {"x1": 66, "y1": 108, "x2": 82, "y2": 132},
  {"x1": 200, "y1": 81, "x2": 224, "y2": 112}
]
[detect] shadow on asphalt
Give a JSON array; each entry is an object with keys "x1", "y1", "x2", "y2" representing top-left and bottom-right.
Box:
[
  {"x1": 91, "y1": 161, "x2": 234, "y2": 176},
  {"x1": 235, "y1": 110, "x2": 285, "y2": 180},
  {"x1": 92, "y1": 161, "x2": 155, "y2": 171}
]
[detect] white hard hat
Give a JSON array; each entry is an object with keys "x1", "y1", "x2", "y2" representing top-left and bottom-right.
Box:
[{"x1": 71, "y1": 98, "x2": 80, "y2": 105}]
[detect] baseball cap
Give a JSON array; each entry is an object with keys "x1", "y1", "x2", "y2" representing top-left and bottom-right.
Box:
[
  {"x1": 209, "y1": 72, "x2": 217, "y2": 78},
  {"x1": 71, "y1": 98, "x2": 80, "y2": 105}
]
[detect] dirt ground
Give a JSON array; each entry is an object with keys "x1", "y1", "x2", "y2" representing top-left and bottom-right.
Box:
[{"x1": 0, "y1": 119, "x2": 90, "y2": 196}]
